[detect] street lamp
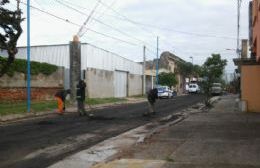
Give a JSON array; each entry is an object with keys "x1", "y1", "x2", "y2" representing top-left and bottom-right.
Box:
[{"x1": 190, "y1": 56, "x2": 193, "y2": 65}]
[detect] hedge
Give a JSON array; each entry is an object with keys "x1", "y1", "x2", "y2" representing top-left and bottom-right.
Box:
[{"x1": 0, "y1": 56, "x2": 58, "y2": 77}]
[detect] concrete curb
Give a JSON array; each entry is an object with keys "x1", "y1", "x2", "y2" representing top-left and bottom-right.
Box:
[
  {"x1": 48, "y1": 101, "x2": 206, "y2": 168},
  {"x1": 209, "y1": 96, "x2": 221, "y2": 104},
  {"x1": 48, "y1": 114, "x2": 183, "y2": 168},
  {"x1": 49, "y1": 97, "x2": 219, "y2": 168}
]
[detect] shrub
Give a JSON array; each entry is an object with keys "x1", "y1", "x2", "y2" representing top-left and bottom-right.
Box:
[{"x1": 0, "y1": 56, "x2": 58, "y2": 77}]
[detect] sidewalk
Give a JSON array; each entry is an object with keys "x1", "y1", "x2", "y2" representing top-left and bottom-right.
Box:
[{"x1": 94, "y1": 95, "x2": 260, "y2": 168}]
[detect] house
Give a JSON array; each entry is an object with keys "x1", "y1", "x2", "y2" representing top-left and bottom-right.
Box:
[
  {"x1": 144, "y1": 51, "x2": 186, "y2": 94},
  {"x1": 234, "y1": 0, "x2": 260, "y2": 112}
]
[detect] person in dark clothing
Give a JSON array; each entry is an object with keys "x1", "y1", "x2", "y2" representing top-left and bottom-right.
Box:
[
  {"x1": 54, "y1": 89, "x2": 71, "y2": 114},
  {"x1": 144, "y1": 88, "x2": 158, "y2": 116},
  {"x1": 76, "y1": 80, "x2": 87, "y2": 116}
]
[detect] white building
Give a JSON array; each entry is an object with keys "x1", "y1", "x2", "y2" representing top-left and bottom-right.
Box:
[{"x1": 0, "y1": 43, "x2": 143, "y2": 98}]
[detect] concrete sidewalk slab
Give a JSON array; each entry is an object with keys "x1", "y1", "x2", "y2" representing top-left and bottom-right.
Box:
[{"x1": 114, "y1": 95, "x2": 260, "y2": 168}]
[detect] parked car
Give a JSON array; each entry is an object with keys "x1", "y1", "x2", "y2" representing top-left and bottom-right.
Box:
[
  {"x1": 157, "y1": 86, "x2": 173, "y2": 98},
  {"x1": 211, "y1": 83, "x2": 222, "y2": 95},
  {"x1": 188, "y1": 83, "x2": 200, "y2": 94}
]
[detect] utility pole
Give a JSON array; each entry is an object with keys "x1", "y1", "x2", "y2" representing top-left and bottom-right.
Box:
[
  {"x1": 70, "y1": 36, "x2": 81, "y2": 102},
  {"x1": 142, "y1": 46, "x2": 146, "y2": 95},
  {"x1": 156, "y1": 36, "x2": 159, "y2": 86},
  {"x1": 27, "y1": 0, "x2": 31, "y2": 112},
  {"x1": 237, "y1": 0, "x2": 242, "y2": 58}
]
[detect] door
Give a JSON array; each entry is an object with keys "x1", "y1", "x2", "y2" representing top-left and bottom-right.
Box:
[{"x1": 114, "y1": 71, "x2": 127, "y2": 98}]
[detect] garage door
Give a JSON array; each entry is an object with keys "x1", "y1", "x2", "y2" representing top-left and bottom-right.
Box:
[{"x1": 114, "y1": 71, "x2": 127, "y2": 97}]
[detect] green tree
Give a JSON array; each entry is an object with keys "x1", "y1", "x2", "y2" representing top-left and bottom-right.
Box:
[
  {"x1": 177, "y1": 61, "x2": 193, "y2": 78},
  {"x1": 177, "y1": 61, "x2": 202, "y2": 92},
  {"x1": 201, "y1": 54, "x2": 227, "y2": 106},
  {"x1": 0, "y1": 0, "x2": 23, "y2": 77},
  {"x1": 158, "y1": 72, "x2": 178, "y2": 88},
  {"x1": 192, "y1": 64, "x2": 203, "y2": 77},
  {"x1": 177, "y1": 62, "x2": 202, "y2": 78}
]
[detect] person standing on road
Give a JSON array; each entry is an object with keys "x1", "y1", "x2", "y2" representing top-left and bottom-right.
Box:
[
  {"x1": 144, "y1": 88, "x2": 158, "y2": 116},
  {"x1": 54, "y1": 89, "x2": 71, "y2": 115},
  {"x1": 76, "y1": 80, "x2": 87, "y2": 116}
]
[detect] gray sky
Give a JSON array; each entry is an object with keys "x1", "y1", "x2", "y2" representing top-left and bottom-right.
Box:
[{"x1": 14, "y1": 0, "x2": 249, "y2": 73}]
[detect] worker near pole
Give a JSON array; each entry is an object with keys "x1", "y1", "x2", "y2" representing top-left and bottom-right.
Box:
[
  {"x1": 143, "y1": 88, "x2": 158, "y2": 116},
  {"x1": 54, "y1": 89, "x2": 71, "y2": 115},
  {"x1": 76, "y1": 80, "x2": 87, "y2": 116}
]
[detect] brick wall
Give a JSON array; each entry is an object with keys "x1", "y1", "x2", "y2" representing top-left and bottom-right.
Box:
[
  {"x1": 0, "y1": 87, "x2": 62, "y2": 101},
  {"x1": 0, "y1": 68, "x2": 64, "y2": 101}
]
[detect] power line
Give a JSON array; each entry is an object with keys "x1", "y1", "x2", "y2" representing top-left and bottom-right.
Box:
[
  {"x1": 77, "y1": 0, "x2": 101, "y2": 37},
  {"x1": 56, "y1": 0, "x2": 237, "y2": 59},
  {"x1": 131, "y1": 23, "x2": 238, "y2": 40},
  {"x1": 93, "y1": 0, "x2": 238, "y2": 41},
  {"x1": 92, "y1": 0, "x2": 240, "y2": 61},
  {"x1": 57, "y1": 0, "x2": 124, "y2": 20},
  {"x1": 18, "y1": 1, "x2": 140, "y2": 46},
  {"x1": 93, "y1": 0, "x2": 159, "y2": 39},
  {"x1": 54, "y1": 0, "x2": 156, "y2": 48},
  {"x1": 92, "y1": 0, "x2": 118, "y2": 23}
]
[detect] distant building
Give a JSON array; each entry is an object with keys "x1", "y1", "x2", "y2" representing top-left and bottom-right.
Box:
[{"x1": 144, "y1": 51, "x2": 186, "y2": 94}]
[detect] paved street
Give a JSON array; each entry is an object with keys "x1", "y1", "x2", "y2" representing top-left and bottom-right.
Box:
[
  {"x1": 100, "y1": 95, "x2": 260, "y2": 168},
  {"x1": 0, "y1": 95, "x2": 203, "y2": 168}
]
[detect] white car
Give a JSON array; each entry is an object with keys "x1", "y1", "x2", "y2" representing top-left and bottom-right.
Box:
[
  {"x1": 157, "y1": 86, "x2": 173, "y2": 98},
  {"x1": 188, "y1": 83, "x2": 200, "y2": 93},
  {"x1": 211, "y1": 83, "x2": 222, "y2": 95}
]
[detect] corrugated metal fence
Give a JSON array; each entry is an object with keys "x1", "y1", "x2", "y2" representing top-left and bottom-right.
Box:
[
  {"x1": 0, "y1": 43, "x2": 143, "y2": 97},
  {"x1": 1, "y1": 43, "x2": 142, "y2": 75}
]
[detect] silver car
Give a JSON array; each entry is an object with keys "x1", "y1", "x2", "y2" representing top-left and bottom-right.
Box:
[
  {"x1": 157, "y1": 86, "x2": 173, "y2": 99},
  {"x1": 211, "y1": 83, "x2": 222, "y2": 95}
]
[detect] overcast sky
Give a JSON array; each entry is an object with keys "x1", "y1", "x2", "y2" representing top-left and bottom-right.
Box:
[{"x1": 14, "y1": 0, "x2": 249, "y2": 73}]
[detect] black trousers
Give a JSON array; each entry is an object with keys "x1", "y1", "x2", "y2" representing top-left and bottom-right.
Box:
[{"x1": 77, "y1": 100, "x2": 85, "y2": 114}]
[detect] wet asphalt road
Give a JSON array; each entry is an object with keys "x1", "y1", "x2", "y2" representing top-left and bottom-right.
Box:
[{"x1": 0, "y1": 94, "x2": 204, "y2": 168}]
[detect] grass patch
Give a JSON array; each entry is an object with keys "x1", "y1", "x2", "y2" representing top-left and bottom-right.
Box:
[
  {"x1": 86, "y1": 98, "x2": 127, "y2": 105},
  {"x1": 0, "y1": 98, "x2": 127, "y2": 116},
  {"x1": 165, "y1": 156, "x2": 175, "y2": 163},
  {"x1": 0, "y1": 101, "x2": 57, "y2": 116}
]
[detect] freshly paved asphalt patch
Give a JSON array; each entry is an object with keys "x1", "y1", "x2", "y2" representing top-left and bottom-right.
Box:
[{"x1": 0, "y1": 95, "x2": 204, "y2": 168}]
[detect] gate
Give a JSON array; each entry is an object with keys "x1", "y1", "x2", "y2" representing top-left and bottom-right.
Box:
[{"x1": 114, "y1": 71, "x2": 128, "y2": 98}]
